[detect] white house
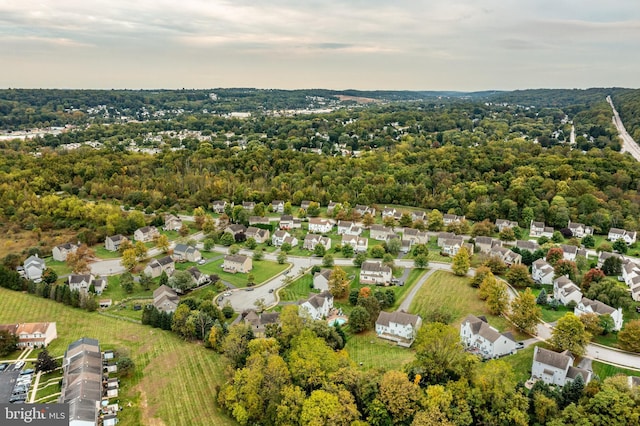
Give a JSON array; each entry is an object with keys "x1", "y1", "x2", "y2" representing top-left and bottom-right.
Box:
[
  {"x1": 381, "y1": 207, "x2": 402, "y2": 221},
  {"x1": 313, "y1": 269, "x2": 332, "y2": 291},
  {"x1": 163, "y1": 214, "x2": 182, "y2": 231},
  {"x1": 144, "y1": 256, "x2": 175, "y2": 278},
  {"x1": 597, "y1": 251, "x2": 623, "y2": 268},
  {"x1": 360, "y1": 261, "x2": 392, "y2": 285},
  {"x1": 496, "y1": 219, "x2": 518, "y2": 232},
  {"x1": 354, "y1": 205, "x2": 375, "y2": 217},
  {"x1": 245, "y1": 227, "x2": 270, "y2": 244},
  {"x1": 341, "y1": 235, "x2": 368, "y2": 252},
  {"x1": 212, "y1": 200, "x2": 228, "y2": 213},
  {"x1": 272, "y1": 230, "x2": 291, "y2": 247},
  {"x1": 0, "y1": 322, "x2": 57, "y2": 348},
  {"x1": 303, "y1": 234, "x2": 331, "y2": 251},
  {"x1": 153, "y1": 285, "x2": 180, "y2": 313},
  {"x1": 553, "y1": 276, "x2": 583, "y2": 306},
  {"x1": 299, "y1": 291, "x2": 333, "y2": 320},
  {"x1": 532, "y1": 259, "x2": 555, "y2": 285},
  {"x1": 52, "y1": 242, "x2": 79, "y2": 262},
  {"x1": 402, "y1": 228, "x2": 429, "y2": 245},
  {"x1": 375, "y1": 311, "x2": 422, "y2": 347},
  {"x1": 443, "y1": 214, "x2": 465, "y2": 226},
  {"x1": 370, "y1": 225, "x2": 394, "y2": 241},
  {"x1": 474, "y1": 236, "x2": 501, "y2": 254},
  {"x1": 608, "y1": 228, "x2": 637, "y2": 245},
  {"x1": 515, "y1": 240, "x2": 540, "y2": 253},
  {"x1": 23, "y1": 254, "x2": 46, "y2": 282},
  {"x1": 531, "y1": 346, "x2": 591, "y2": 387},
  {"x1": 308, "y1": 218, "x2": 333, "y2": 234},
  {"x1": 567, "y1": 221, "x2": 593, "y2": 238},
  {"x1": 437, "y1": 232, "x2": 459, "y2": 247},
  {"x1": 489, "y1": 246, "x2": 522, "y2": 266},
  {"x1": 574, "y1": 297, "x2": 624, "y2": 331},
  {"x1": 271, "y1": 200, "x2": 285, "y2": 213},
  {"x1": 441, "y1": 239, "x2": 472, "y2": 256},
  {"x1": 134, "y1": 226, "x2": 159, "y2": 242},
  {"x1": 530, "y1": 220, "x2": 554, "y2": 238},
  {"x1": 222, "y1": 254, "x2": 252, "y2": 274},
  {"x1": 187, "y1": 267, "x2": 210, "y2": 286},
  {"x1": 172, "y1": 244, "x2": 202, "y2": 262},
  {"x1": 279, "y1": 215, "x2": 295, "y2": 230},
  {"x1": 337, "y1": 220, "x2": 361, "y2": 236},
  {"x1": 105, "y1": 234, "x2": 127, "y2": 252},
  {"x1": 460, "y1": 314, "x2": 517, "y2": 359},
  {"x1": 68, "y1": 274, "x2": 93, "y2": 293}
]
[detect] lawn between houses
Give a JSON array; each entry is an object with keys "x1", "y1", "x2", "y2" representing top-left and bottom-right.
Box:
[
  {"x1": 198, "y1": 258, "x2": 288, "y2": 288},
  {"x1": 0, "y1": 287, "x2": 235, "y2": 426}
]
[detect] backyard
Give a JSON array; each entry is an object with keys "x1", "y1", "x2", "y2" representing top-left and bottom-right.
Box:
[{"x1": 344, "y1": 330, "x2": 415, "y2": 372}]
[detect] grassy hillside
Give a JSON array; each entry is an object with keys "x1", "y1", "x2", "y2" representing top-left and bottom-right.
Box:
[{"x1": 0, "y1": 288, "x2": 236, "y2": 426}]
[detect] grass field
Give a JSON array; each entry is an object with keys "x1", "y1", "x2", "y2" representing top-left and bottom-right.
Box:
[
  {"x1": 344, "y1": 330, "x2": 415, "y2": 372},
  {"x1": 280, "y1": 274, "x2": 317, "y2": 302},
  {"x1": 0, "y1": 288, "x2": 235, "y2": 426},
  {"x1": 94, "y1": 247, "x2": 123, "y2": 259},
  {"x1": 592, "y1": 361, "x2": 640, "y2": 380},
  {"x1": 44, "y1": 259, "x2": 73, "y2": 277},
  {"x1": 32, "y1": 368, "x2": 64, "y2": 403},
  {"x1": 409, "y1": 270, "x2": 522, "y2": 336},
  {"x1": 198, "y1": 258, "x2": 288, "y2": 288}
]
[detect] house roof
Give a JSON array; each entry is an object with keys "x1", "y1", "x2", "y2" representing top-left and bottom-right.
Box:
[
  {"x1": 280, "y1": 215, "x2": 294, "y2": 222},
  {"x1": 361, "y1": 261, "x2": 392, "y2": 274},
  {"x1": 187, "y1": 267, "x2": 203, "y2": 280},
  {"x1": 462, "y1": 314, "x2": 513, "y2": 343},
  {"x1": 107, "y1": 234, "x2": 125, "y2": 242},
  {"x1": 377, "y1": 310, "x2": 421, "y2": 327},
  {"x1": 475, "y1": 236, "x2": 493, "y2": 245},
  {"x1": 370, "y1": 224, "x2": 393, "y2": 233},
  {"x1": 225, "y1": 254, "x2": 249, "y2": 263},
  {"x1": 534, "y1": 346, "x2": 573, "y2": 370},
  {"x1": 516, "y1": 240, "x2": 539, "y2": 251},
  {"x1": 531, "y1": 221, "x2": 546, "y2": 228},
  {"x1": 579, "y1": 297, "x2": 616, "y2": 315},
  {"x1": 24, "y1": 255, "x2": 45, "y2": 268},
  {"x1": 560, "y1": 244, "x2": 578, "y2": 255},
  {"x1": 56, "y1": 242, "x2": 78, "y2": 251},
  {"x1": 567, "y1": 366, "x2": 590, "y2": 381},
  {"x1": 274, "y1": 230, "x2": 289, "y2": 238},
  {"x1": 226, "y1": 224, "x2": 247, "y2": 233},
  {"x1": 69, "y1": 274, "x2": 92, "y2": 284},
  {"x1": 303, "y1": 290, "x2": 333, "y2": 309},
  {"x1": 314, "y1": 269, "x2": 332, "y2": 281},
  {"x1": 154, "y1": 284, "x2": 178, "y2": 300},
  {"x1": 157, "y1": 256, "x2": 174, "y2": 266},
  {"x1": 136, "y1": 225, "x2": 156, "y2": 235}
]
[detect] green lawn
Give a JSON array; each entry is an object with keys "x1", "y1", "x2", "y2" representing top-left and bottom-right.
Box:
[
  {"x1": 392, "y1": 269, "x2": 428, "y2": 310},
  {"x1": 101, "y1": 275, "x2": 154, "y2": 303},
  {"x1": 504, "y1": 344, "x2": 538, "y2": 383},
  {"x1": 280, "y1": 274, "x2": 317, "y2": 302},
  {"x1": 344, "y1": 330, "x2": 415, "y2": 372},
  {"x1": 409, "y1": 270, "x2": 524, "y2": 337},
  {"x1": 540, "y1": 305, "x2": 571, "y2": 323},
  {"x1": 592, "y1": 361, "x2": 640, "y2": 380},
  {"x1": 199, "y1": 258, "x2": 288, "y2": 288},
  {"x1": 32, "y1": 368, "x2": 64, "y2": 403},
  {"x1": 44, "y1": 259, "x2": 72, "y2": 276},
  {"x1": 94, "y1": 246, "x2": 123, "y2": 259},
  {"x1": 0, "y1": 287, "x2": 235, "y2": 426}
]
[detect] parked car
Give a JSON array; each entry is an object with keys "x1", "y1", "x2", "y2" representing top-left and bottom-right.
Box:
[
  {"x1": 515, "y1": 342, "x2": 525, "y2": 349},
  {"x1": 0, "y1": 363, "x2": 8, "y2": 372},
  {"x1": 245, "y1": 287, "x2": 254, "y2": 291},
  {"x1": 268, "y1": 288, "x2": 274, "y2": 293},
  {"x1": 14, "y1": 361, "x2": 25, "y2": 370},
  {"x1": 21, "y1": 368, "x2": 34, "y2": 376},
  {"x1": 224, "y1": 292, "x2": 232, "y2": 297},
  {"x1": 198, "y1": 259, "x2": 206, "y2": 265},
  {"x1": 9, "y1": 395, "x2": 26, "y2": 403}
]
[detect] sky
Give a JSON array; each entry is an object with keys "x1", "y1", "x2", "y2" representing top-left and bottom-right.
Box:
[{"x1": 1, "y1": 0, "x2": 639, "y2": 91}]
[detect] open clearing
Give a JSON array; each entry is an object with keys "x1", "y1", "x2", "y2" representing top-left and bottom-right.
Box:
[{"x1": 0, "y1": 287, "x2": 235, "y2": 426}]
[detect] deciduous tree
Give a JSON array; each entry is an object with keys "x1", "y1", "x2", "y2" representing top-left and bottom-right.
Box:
[
  {"x1": 452, "y1": 247, "x2": 470, "y2": 276},
  {"x1": 509, "y1": 288, "x2": 541, "y2": 334},
  {"x1": 549, "y1": 313, "x2": 591, "y2": 356}
]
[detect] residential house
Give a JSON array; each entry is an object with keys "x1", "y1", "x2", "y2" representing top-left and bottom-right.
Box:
[
  {"x1": 597, "y1": 251, "x2": 623, "y2": 268},
  {"x1": 23, "y1": 254, "x2": 46, "y2": 282},
  {"x1": 59, "y1": 338, "x2": 103, "y2": 426},
  {"x1": 354, "y1": 204, "x2": 375, "y2": 217},
  {"x1": 631, "y1": 281, "x2": 640, "y2": 302},
  {"x1": 375, "y1": 311, "x2": 422, "y2": 347},
  {"x1": 303, "y1": 234, "x2": 331, "y2": 251},
  {"x1": 560, "y1": 244, "x2": 586, "y2": 261},
  {"x1": 212, "y1": 200, "x2": 228, "y2": 213},
  {"x1": 574, "y1": 297, "x2": 624, "y2": 331},
  {"x1": 68, "y1": 274, "x2": 93, "y2": 293},
  {"x1": 515, "y1": 240, "x2": 540, "y2": 253},
  {"x1": 222, "y1": 254, "x2": 252, "y2": 273},
  {"x1": 153, "y1": 285, "x2": 180, "y2": 313},
  {"x1": 608, "y1": 228, "x2": 637, "y2": 245},
  {"x1": 0, "y1": 322, "x2": 57, "y2": 348},
  {"x1": 341, "y1": 235, "x2": 369, "y2": 253},
  {"x1": 163, "y1": 214, "x2": 182, "y2": 231},
  {"x1": 313, "y1": 269, "x2": 332, "y2": 291},
  {"x1": 243, "y1": 310, "x2": 280, "y2": 337},
  {"x1": 187, "y1": 267, "x2": 209, "y2": 286},
  {"x1": 411, "y1": 211, "x2": 427, "y2": 222},
  {"x1": 272, "y1": 230, "x2": 291, "y2": 247},
  {"x1": 443, "y1": 214, "x2": 465, "y2": 226},
  {"x1": 279, "y1": 215, "x2": 295, "y2": 230},
  {"x1": 337, "y1": 220, "x2": 361, "y2": 235},
  {"x1": 249, "y1": 216, "x2": 271, "y2": 226},
  {"x1": 437, "y1": 232, "x2": 460, "y2": 247},
  {"x1": 360, "y1": 261, "x2": 392, "y2": 285},
  {"x1": 327, "y1": 201, "x2": 340, "y2": 215},
  {"x1": 144, "y1": 256, "x2": 175, "y2": 278},
  {"x1": 173, "y1": 244, "x2": 202, "y2": 262},
  {"x1": 92, "y1": 277, "x2": 107, "y2": 294},
  {"x1": 567, "y1": 221, "x2": 593, "y2": 238},
  {"x1": 283, "y1": 236, "x2": 298, "y2": 248},
  {"x1": 308, "y1": 218, "x2": 333, "y2": 234},
  {"x1": 134, "y1": 225, "x2": 159, "y2": 242},
  {"x1": 441, "y1": 239, "x2": 473, "y2": 256},
  {"x1": 224, "y1": 224, "x2": 247, "y2": 238},
  {"x1": 300, "y1": 200, "x2": 312, "y2": 211},
  {"x1": 299, "y1": 290, "x2": 334, "y2": 320},
  {"x1": 530, "y1": 220, "x2": 554, "y2": 238},
  {"x1": 370, "y1": 225, "x2": 394, "y2": 241},
  {"x1": 245, "y1": 227, "x2": 270, "y2": 244},
  {"x1": 271, "y1": 200, "x2": 285, "y2": 213},
  {"x1": 475, "y1": 236, "x2": 501, "y2": 254},
  {"x1": 553, "y1": 276, "x2": 583, "y2": 306},
  {"x1": 402, "y1": 228, "x2": 429, "y2": 245},
  {"x1": 242, "y1": 201, "x2": 256, "y2": 211},
  {"x1": 105, "y1": 234, "x2": 128, "y2": 252},
  {"x1": 52, "y1": 242, "x2": 79, "y2": 262},
  {"x1": 460, "y1": 314, "x2": 517, "y2": 359},
  {"x1": 531, "y1": 346, "x2": 592, "y2": 387},
  {"x1": 489, "y1": 246, "x2": 522, "y2": 266},
  {"x1": 382, "y1": 207, "x2": 402, "y2": 221},
  {"x1": 496, "y1": 219, "x2": 519, "y2": 233},
  {"x1": 622, "y1": 262, "x2": 640, "y2": 286},
  {"x1": 532, "y1": 259, "x2": 555, "y2": 285}
]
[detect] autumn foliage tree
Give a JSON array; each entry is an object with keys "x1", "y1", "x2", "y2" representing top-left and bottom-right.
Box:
[
  {"x1": 328, "y1": 266, "x2": 349, "y2": 299},
  {"x1": 452, "y1": 247, "x2": 470, "y2": 276},
  {"x1": 509, "y1": 288, "x2": 541, "y2": 334}
]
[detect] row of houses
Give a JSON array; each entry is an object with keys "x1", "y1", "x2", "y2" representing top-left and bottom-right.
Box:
[
  {"x1": 59, "y1": 338, "x2": 120, "y2": 426},
  {"x1": 0, "y1": 322, "x2": 57, "y2": 348}
]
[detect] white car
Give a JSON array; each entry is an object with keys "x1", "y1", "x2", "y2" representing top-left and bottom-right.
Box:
[
  {"x1": 224, "y1": 292, "x2": 232, "y2": 297},
  {"x1": 14, "y1": 361, "x2": 25, "y2": 370},
  {"x1": 197, "y1": 259, "x2": 206, "y2": 265}
]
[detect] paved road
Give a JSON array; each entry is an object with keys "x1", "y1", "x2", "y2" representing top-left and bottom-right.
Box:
[{"x1": 607, "y1": 95, "x2": 640, "y2": 161}]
